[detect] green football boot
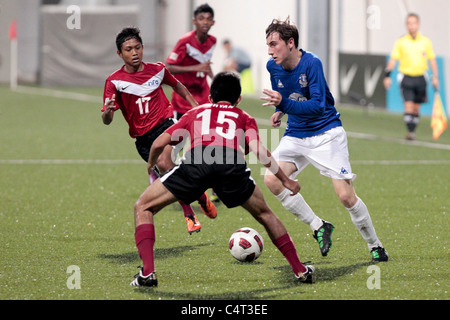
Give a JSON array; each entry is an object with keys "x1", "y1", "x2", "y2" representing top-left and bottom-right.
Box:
[{"x1": 313, "y1": 221, "x2": 335, "y2": 256}]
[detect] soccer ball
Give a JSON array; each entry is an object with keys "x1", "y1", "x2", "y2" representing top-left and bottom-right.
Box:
[{"x1": 228, "y1": 227, "x2": 264, "y2": 262}]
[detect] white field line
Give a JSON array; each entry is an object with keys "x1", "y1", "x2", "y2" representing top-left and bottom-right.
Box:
[
  {"x1": 254, "y1": 118, "x2": 450, "y2": 151},
  {"x1": 10, "y1": 86, "x2": 450, "y2": 151},
  {"x1": 351, "y1": 160, "x2": 450, "y2": 165},
  {"x1": 13, "y1": 85, "x2": 101, "y2": 103}
]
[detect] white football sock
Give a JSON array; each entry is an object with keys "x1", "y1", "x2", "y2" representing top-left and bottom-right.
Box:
[
  {"x1": 275, "y1": 189, "x2": 323, "y2": 231},
  {"x1": 347, "y1": 197, "x2": 382, "y2": 250}
]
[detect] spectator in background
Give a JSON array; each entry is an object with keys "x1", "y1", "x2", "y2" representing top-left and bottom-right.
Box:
[
  {"x1": 384, "y1": 13, "x2": 439, "y2": 140},
  {"x1": 223, "y1": 39, "x2": 254, "y2": 95},
  {"x1": 223, "y1": 39, "x2": 252, "y2": 73}
]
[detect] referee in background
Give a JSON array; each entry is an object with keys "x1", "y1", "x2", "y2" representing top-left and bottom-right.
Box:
[{"x1": 384, "y1": 13, "x2": 439, "y2": 140}]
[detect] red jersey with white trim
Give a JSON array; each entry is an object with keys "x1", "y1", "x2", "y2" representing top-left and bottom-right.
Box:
[
  {"x1": 165, "y1": 102, "x2": 259, "y2": 155},
  {"x1": 166, "y1": 30, "x2": 216, "y2": 114},
  {"x1": 102, "y1": 62, "x2": 178, "y2": 138}
]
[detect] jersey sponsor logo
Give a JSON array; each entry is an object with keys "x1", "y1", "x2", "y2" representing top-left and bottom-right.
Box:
[
  {"x1": 186, "y1": 43, "x2": 215, "y2": 63},
  {"x1": 111, "y1": 68, "x2": 165, "y2": 97}
]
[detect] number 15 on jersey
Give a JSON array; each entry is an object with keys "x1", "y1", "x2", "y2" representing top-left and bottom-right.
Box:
[{"x1": 196, "y1": 109, "x2": 239, "y2": 140}]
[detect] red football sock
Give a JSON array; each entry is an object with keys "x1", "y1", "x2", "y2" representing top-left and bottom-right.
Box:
[
  {"x1": 179, "y1": 201, "x2": 195, "y2": 217},
  {"x1": 135, "y1": 224, "x2": 156, "y2": 276},
  {"x1": 273, "y1": 233, "x2": 306, "y2": 276},
  {"x1": 198, "y1": 192, "x2": 207, "y2": 203}
]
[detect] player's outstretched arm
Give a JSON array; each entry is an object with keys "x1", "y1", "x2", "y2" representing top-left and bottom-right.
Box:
[
  {"x1": 167, "y1": 61, "x2": 213, "y2": 77},
  {"x1": 248, "y1": 139, "x2": 300, "y2": 195},
  {"x1": 172, "y1": 81, "x2": 199, "y2": 109},
  {"x1": 102, "y1": 94, "x2": 116, "y2": 125}
]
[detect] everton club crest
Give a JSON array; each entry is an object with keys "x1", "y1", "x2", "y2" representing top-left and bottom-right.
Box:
[{"x1": 299, "y1": 74, "x2": 308, "y2": 88}]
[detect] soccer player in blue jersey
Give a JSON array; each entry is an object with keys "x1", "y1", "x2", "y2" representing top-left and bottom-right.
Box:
[{"x1": 261, "y1": 18, "x2": 388, "y2": 262}]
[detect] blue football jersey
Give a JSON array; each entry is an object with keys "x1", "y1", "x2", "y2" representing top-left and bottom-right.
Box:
[{"x1": 267, "y1": 49, "x2": 342, "y2": 138}]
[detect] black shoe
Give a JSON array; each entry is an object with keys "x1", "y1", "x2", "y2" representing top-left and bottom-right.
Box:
[
  {"x1": 370, "y1": 246, "x2": 389, "y2": 262},
  {"x1": 130, "y1": 267, "x2": 158, "y2": 287},
  {"x1": 297, "y1": 265, "x2": 315, "y2": 284},
  {"x1": 313, "y1": 221, "x2": 334, "y2": 256}
]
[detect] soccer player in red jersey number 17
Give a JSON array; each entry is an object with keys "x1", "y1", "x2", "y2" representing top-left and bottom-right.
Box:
[{"x1": 101, "y1": 27, "x2": 216, "y2": 235}]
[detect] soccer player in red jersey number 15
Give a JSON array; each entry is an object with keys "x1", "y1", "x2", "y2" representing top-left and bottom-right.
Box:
[{"x1": 130, "y1": 72, "x2": 314, "y2": 287}]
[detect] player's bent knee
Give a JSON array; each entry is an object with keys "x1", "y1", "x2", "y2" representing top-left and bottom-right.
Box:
[
  {"x1": 338, "y1": 191, "x2": 357, "y2": 208},
  {"x1": 264, "y1": 176, "x2": 284, "y2": 196}
]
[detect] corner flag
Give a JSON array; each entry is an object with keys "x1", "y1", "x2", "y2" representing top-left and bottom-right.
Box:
[
  {"x1": 431, "y1": 93, "x2": 447, "y2": 140},
  {"x1": 9, "y1": 19, "x2": 18, "y2": 90},
  {"x1": 9, "y1": 20, "x2": 17, "y2": 40}
]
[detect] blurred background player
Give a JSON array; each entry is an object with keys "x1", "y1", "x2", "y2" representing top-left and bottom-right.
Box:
[
  {"x1": 166, "y1": 3, "x2": 219, "y2": 202},
  {"x1": 222, "y1": 39, "x2": 254, "y2": 95},
  {"x1": 165, "y1": 3, "x2": 216, "y2": 120},
  {"x1": 261, "y1": 18, "x2": 388, "y2": 262},
  {"x1": 101, "y1": 27, "x2": 216, "y2": 235},
  {"x1": 223, "y1": 39, "x2": 251, "y2": 74},
  {"x1": 383, "y1": 13, "x2": 439, "y2": 140},
  {"x1": 130, "y1": 72, "x2": 314, "y2": 287}
]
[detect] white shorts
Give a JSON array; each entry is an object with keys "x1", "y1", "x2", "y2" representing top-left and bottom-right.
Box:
[{"x1": 272, "y1": 127, "x2": 356, "y2": 181}]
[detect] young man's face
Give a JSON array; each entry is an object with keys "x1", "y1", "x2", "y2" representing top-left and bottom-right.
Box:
[
  {"x1": 193, "y1": 12, "x2": 215, "y2": 35},
  {"x1": 118, "y1": 37, "x2": 143, "y2": 69},
  {"x1": 406, "y1": 16, "x2": 420, "y2": 36},
  {"x1": 266, "y1": 32, "x2": 294, "y2": 65}
]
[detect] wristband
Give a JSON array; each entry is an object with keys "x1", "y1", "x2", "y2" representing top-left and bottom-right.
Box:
[{"x1": 384, "y1": 70, "x2": 391, "y2": 78}]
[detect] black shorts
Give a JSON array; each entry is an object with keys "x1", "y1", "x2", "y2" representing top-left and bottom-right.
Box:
[
  {"x1": 160, "y1": 146, "x2": 256, "y2": 208},
  {"x1": 135, "y1": 118, "x2": 175, "y2": 162},
  {"x1": 401, "y1": 75, "x2": 427, "y2": 104}
]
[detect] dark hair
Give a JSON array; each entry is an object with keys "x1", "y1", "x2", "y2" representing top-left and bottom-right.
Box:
[
  {"x1": 210, "y1": 72, "x2": 241, "y2": 105},
  {"x1": 194, "y1": 3, "x2": 214, "y2": 18},
  {"x1": 407, "y1": 12, "x2": 420, "y2": 21},
  {"x1": 265, "y1": 17, "x2": 299, "y2": 48},
  {"x1": 116, "y1": 27, "x2": 143, "y2": 52}
]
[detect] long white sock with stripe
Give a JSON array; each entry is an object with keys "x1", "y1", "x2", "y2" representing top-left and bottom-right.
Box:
[
  {"x1": 275, "y1": 189, "x2": 323, "y2": 231},
  {"x1": 347, "y1": 197, "x2": 382, "y2": 250}
]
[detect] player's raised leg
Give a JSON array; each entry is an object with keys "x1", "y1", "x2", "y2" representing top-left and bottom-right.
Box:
[
  {"x1": 241, "y1": 185, "x2": 314, "y2": 283},
  {"x1": 197, "y1": 191, "x2": 217, "y2": 219},
  {"x1": 264, "y1": 161, "x2": 334, "y2": 256}
]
